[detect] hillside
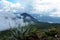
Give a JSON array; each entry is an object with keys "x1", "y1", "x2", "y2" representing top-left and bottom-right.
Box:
[
  {"x1": 0, "y1": 23, "x2": 60, "y2": 40},
  {"x1": 0, "y1": 13, "x2": 60, "y2": 40}
]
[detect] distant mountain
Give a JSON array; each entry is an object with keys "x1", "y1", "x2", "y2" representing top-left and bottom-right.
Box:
[
  {"x1": 14, "y1": 13, "x2": 60, "y2": 23},
  {"x1": 20, "y1": 13, "x2": 40, "y2": 23},
  {"x1": 0, "y1": 12, "x2": 60, "y2": 31},
  {"x1": 20, "y1": 13, "x2": 60, "y2": 28},
  {"x1": 30, "y1": 14, "x2": 60, "y2": 23}
]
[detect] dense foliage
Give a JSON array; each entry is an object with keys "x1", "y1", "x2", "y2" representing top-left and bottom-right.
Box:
[{"x1": 0, "y1": 23, "x2": 60, "y2": 40}]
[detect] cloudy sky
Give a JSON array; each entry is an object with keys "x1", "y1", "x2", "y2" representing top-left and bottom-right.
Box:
[
  {"x1": 0, "y1": 0, "x2": 60, "y2": 31},
  {"x1": 0, "y1": 0, "x2": 60, "y2": 17}
]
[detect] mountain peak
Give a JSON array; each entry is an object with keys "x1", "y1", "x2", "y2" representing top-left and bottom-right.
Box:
[{"x1": 21, "y1": 13, "x2": 40, "y2": 23}]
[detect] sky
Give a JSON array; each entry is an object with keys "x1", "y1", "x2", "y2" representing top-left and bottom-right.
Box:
[
  {"x1": 0, "y1": 0, "x2": 60, "y2": 17},
  {"x1": 0, "y1": 0, "x2": 60, "y2": 31}
]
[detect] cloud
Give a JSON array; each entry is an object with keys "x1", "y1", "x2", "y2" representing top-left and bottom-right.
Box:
[
  {"x1": 30, "y1": 0, "x2": 60, "y2": 17},
  {"x1": 0, "y1": 0, "x2": 60, "y2": 17},
  {"x1": 0, "y1": 0, "x2": 60, "y2": 30},
  {"x1": 0, "y1": 0, "x2": 25, "y2": 30},
  {"x1": 0, "y1": 0, "x2": 24, "y2": 13}
]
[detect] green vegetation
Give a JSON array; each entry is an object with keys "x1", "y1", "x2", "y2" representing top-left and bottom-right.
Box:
[{"x1": 0, "y1": 23, "x2": 60, "y2": 40}]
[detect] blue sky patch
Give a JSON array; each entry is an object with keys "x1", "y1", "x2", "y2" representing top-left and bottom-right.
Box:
[{"x1": 7, "y1": 0, "x2": 16, "y2": 3}]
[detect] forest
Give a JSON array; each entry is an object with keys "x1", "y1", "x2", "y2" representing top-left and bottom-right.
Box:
[{"x1": 0, "y1": 23, "x2": 60, "y2": 40}]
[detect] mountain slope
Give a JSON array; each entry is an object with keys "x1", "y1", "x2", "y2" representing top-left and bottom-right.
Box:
[
  {"x1": 30, "y1": 14, "x2": 60, "y2": 23},
  {"x1": 21, "y1": 13, "x2": 40, "y2": 23},
  {"x1": 0, "y1": 12, "x2": 60, "y2": 31}
]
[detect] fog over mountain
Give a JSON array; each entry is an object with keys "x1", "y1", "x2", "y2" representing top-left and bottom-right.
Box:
[{"x1": 0, "y1": 0, "x2": 60, "y2": 31}]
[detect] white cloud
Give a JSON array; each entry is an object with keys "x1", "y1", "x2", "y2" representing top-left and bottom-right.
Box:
[
  {"x1": 0, "y1": 0, "x2": 24, "y2": 13},
  {"x1": 0, "y1": 0, "x2": 60, "y2": 17},
  {"x1": 28, "y1": 0, "x2": 60, "y2": 17},
  {"x1": 0, "y1": 0, "x2": 25, "y2": 31},
  {"x1": 0, "y1": 0, "x2": 60, "y2": 30}
]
